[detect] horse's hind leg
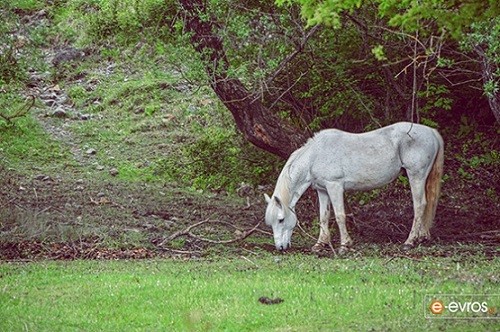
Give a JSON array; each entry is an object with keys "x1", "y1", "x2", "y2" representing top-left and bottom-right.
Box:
[
  {"x1": 326, "y1": 182, "x2": 353, "y2": 249},
  {"x1": 311, "y1": 189, "x2": 332, "y2": 252},
  {"x1": 404, "y1": 172, "x2": 430, "y2": 249}
]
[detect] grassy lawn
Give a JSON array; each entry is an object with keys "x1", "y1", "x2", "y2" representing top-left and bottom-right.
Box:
[{"x1": 1, "y1": 254, "x2": 498, "y2": 331}]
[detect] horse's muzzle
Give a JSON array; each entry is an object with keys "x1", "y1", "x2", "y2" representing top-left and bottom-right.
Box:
[{"x1": 277, "y1": 243, "x2": 290, "y2": 251}]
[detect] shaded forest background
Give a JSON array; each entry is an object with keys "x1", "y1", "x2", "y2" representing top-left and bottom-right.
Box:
[{"x1": 178, "y1": 0, "x2": 500, "y2": 157}]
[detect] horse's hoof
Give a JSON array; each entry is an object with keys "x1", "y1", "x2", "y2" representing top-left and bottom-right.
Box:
[
  {"x1": 401, "y1": 244, "x2": 414, "y2": 251},
  {"x1": 338, "y1": 245, "x2": 350, "y2": 255},
  {"x1": 416, "y1": 237, "x2": 431, "y2": 246},
  {"x1": 311, "y1": 243, "x2": 329, "y2": 253}
]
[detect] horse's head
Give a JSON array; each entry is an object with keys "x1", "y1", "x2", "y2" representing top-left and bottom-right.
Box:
[{"x1": 264, "y1": 194, "x2": 296, "y2": 251}]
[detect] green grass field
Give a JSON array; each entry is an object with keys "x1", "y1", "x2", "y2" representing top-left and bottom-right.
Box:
[{"x1": 1, "y1": 254, "x2": 498, "y2": 331}]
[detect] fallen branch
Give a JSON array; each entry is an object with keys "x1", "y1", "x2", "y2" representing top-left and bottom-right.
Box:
[{"x1": 158, "y1": 218, "x2": 263, "y2": 247}]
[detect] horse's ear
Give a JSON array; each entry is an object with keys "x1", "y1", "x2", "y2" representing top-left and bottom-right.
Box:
[
  {"x1": 274, "y1": 196, "x2": 283, "y2": 209},
  {"x1": 264, "y1": 193, "x2": 271, "y2": 204}
]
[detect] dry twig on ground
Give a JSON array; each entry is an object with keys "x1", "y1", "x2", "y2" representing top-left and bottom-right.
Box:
[{"x1": 158, "y1": 218, "x2": 265, "y2": 247}]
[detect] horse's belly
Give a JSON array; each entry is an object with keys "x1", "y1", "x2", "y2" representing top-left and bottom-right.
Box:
[
  {"x1": 343, "y1": 154, "x2": 402, "y2": 190},
  {"x1": 343, "y1": 167, "x2": 400, "y2": 191},
  {"x1": 311, "y1": 153, "x2": 402, "y2": 191}
]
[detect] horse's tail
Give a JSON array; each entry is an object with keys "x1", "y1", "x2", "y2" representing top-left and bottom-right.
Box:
[{"x1": 424, "y1": 130, "x2": 444, "y2": 232}]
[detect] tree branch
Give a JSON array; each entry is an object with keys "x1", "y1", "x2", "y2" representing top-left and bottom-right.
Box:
[
  {"x1": 158, "y1": 218, "x2": 265, "y2": 246},
  {"x1": 179, "y1": 0, "x2": 308, "y2": 158},
  {"x1": 264, "y1": 25, "x2": 320, "y2": 89}
]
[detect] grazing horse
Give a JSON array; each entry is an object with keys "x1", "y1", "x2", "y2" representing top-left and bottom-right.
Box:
[{"x1": 264, "y1": 122, "x2": 444, "y2": 252}]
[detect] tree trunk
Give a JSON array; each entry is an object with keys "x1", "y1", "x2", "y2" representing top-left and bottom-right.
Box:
[
  {"x1": 178, "y1": 0, "x2": 307, "y2": 159},
  {"x1": 476, "y1": 46, "x2": 500, "y2": 124}
]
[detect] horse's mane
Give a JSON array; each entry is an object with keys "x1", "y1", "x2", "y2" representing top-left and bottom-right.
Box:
[{"x1": 274, "y1": 136, "x2": 316, "y2": 206}]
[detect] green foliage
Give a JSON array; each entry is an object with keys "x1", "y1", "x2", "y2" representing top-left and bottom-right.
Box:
[
  {"x1": 0, "y1": 94, "x2": 30, "y2": 126},
  {"x1": 279, "y1": 0, "x2": 499, "y2": 37},
  {"x1": 212, "y1": 2, "x2": 300, "y2": 98},
  {"x1": 275, "y1": 0, "x2": 500, "y2": 126},
  {"x1": 351, "y1": 188, "x2": 381, "y2": 206},
  {"x1": 0, "y1": 14, "x2": 28, "y2": 86},
  {"x1": 418, "y1": 84, "x2": 452, "y2": 126},
  {"x1": 84, "y1": 0, "x2": 178, "y2": 45},
  {"x1": 457, "y1": 166, "x2": 474, "y2": 180},
  {"x1": 462, "y1": 17, "x2": 500, "y2": 60},
  {"x1": 397, "y1": 175, "x2": 409, "y2": 187},
  {"x1": 277, "y1": 0, "x2": 362, "y2": 27},
  {"x1": 67, "y1": 85, "x2": 88, "y2": 108},
  {"x1": 377, "y1": 0, "x2": 500, "y2": 38},
  {"x1": 462, "y1": 150, "x2": 500, "y2": 169},
  {"x1": 114, "y1": 162, "x2": 156, "y2": 182},
  {"x1": 371, "y1": 45, "x2": 387, "y2": 61},
  {"x1": 0, "y1": 43, "x2": 27, "y2": 86},
  {"x1": 452, "y1": 121, "x2": 500, "y2": 181},
  {"x1": 461, "y1": 17, "x2": 500, "y2": 99},
  {"x1": 1, "y1": 0, "x2": 44, "y2": 11},
  {"x1": 483, "y1": 79, "x2": 499, "y2": 99},
  {"x1": 96, "y1": 75, "x2": 177, "y2": 115},
  {"x1": 457, "y1": 115, "x2": 475, "y2": 138},
  {"x1": 156, "y1": 127, "x2": 280, "y2": 191}
]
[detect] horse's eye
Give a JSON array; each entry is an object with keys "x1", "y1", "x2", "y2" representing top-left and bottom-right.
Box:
[{"x1": 278, "y1": 218, "x2": 284, "y2": 224}]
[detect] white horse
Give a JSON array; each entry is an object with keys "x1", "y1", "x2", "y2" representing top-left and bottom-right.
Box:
[{"x1": 264, "y1": 122, "x2": 444, "y2": 252}]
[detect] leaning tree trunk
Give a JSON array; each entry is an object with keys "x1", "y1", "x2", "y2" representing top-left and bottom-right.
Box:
[
  {"x1": 476, "y1": 46, "x2": 500, "y2": 124},
  {"x1": 179, "y1": 0, "x2": 307, "y2": 159}
]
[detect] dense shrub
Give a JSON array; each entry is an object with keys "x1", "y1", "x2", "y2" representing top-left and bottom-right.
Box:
[
  {"x1": 84, "y1": 0, "x2": 178, "y2": 44},
  {"x1": 155, "y1": 127, "x2": 281, "y2": 192}
]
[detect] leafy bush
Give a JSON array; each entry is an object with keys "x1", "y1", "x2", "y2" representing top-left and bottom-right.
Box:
[
  {"x1": 0, "y1": 12, "x2": 28, "y2": 86},
  {"x1": 0, "y1": 43, "x2": 27, "y2": 85},
  {"x1": 155, "y1": 127, "x2": 281, "y2": 192},
  {"x1": 85, "y1": 0, "x2": 178, "y2": 44}
]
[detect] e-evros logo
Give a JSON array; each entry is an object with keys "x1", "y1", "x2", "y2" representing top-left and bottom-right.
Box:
[
  {"x1": 429, "y1": 300, "x2": 445, "y2": 315},
  {"x1": 425, "y1": 294, "x2": 499, "y2": 319}
]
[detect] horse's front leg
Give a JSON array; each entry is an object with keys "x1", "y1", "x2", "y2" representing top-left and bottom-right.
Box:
[
  {"x1": 311, "y1": 189, "x2": 332, "y2": 252},
  {"x1": 326, "y1": 182, "x2": 353, "y2": 250}
]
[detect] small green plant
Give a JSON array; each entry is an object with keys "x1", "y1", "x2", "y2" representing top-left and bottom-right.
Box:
[
  {"x1": 351, "y1": 189, "x2": 381, "y2": 206},
  {"x1": 67, "y1": 85, "x2": 89, "y2": 108},
  {"x1": 457, "y1": 115, "x2": 475, "y2": 138},
  {"x1": 398, "y1": 175, "x2": 410, "y2": 187},
  {"x1": 457, "y1": 167, "x2": 474, "y2": 180},
  {"x1": 418, "y1": 84, "x2": 452, "y2": 123},
  {"x1": 0, "y1": 44, "x2": 27, "y2": 85},
  {"x1": 115, "y1": 162, "x2": 155, "y2": 182},
  {"x1": 485, "y1": 188, "x2": 497, "y2": 201},
  {"x1": 144, "y1": 103, "x2": 161, "y2": 116},
  {"x1": 0, "y1": 25, "x2": 28, "y2": 86}
]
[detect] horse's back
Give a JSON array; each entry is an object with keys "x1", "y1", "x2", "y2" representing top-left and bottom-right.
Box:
[
  {"x1": 307, "y1": 124, "x2": 402, "y2": 190},
  {"x1": 305, "y1": 122, "x2": 442, "y2": 190},
  {"x1": 313, "y1": 122, "x2": 440, "y2": 150}
]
